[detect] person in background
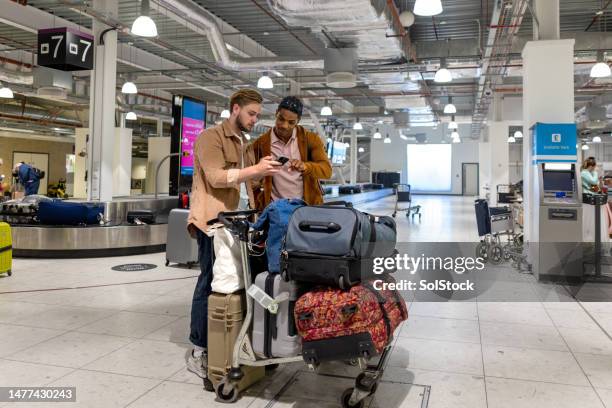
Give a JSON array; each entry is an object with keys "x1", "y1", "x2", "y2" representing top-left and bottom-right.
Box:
[
  {"x1": 12, "y1": 162, "x2": 42, "y2": 196},
  {"x1": 581, "y1": 157, "x2": 601, "y2": 194},
  {"x1": 186, "y1": 89, "x2": 281, "y2": 379},
  {"x1": 250, "y1": 96, "x2": 332, "y2": 210}
]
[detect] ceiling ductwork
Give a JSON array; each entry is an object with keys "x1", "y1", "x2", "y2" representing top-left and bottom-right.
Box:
[
  {"x1": 393, "y1": 111, "x2": 410, "y2": 126},
  {"x1": 324, "y1": 48, "x2": 358, "y2": 88},
  {"x1": 33, "y1": 67, "x2": 73, "y2": 100},
  {"x1": 152, "y1": 0, "x2": 323, "y2": 71},
  {"x1": 267, "y1": 0, "x2": 402, "y2": 61}
]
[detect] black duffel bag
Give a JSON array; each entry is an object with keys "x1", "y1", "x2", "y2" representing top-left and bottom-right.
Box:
[{"x1": 281, "y1": 201, "x2": 396, "y2": 289}]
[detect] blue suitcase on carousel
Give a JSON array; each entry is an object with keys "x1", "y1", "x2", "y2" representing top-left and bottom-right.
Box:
[{"x1": 38, "y1": 201, "x2": 105, "y2": 226}]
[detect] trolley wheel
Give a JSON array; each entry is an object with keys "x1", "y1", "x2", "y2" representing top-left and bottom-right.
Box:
[
  {"x1": 489, "y1": 244, "x2": 504, "y2": 265},
  {"x1": 355, "y1": 373, "x2": 377, "y2": 393},
  {"x1": 392, "y1": 212, "x2": 396, "y2": 218},
  {"x1": 476, "y1": 242, "x2": 489, "y2": 262},
  {"x1": 7, "y1": 270, "x2": 11, "y2": 276},
  {"x1": 341, "y1": 388, "x2": 364, "y2": 408},
  {"x1": 203, "y1": 378, "x2": 214, "y2": 392},
  {"x1": 165, "y1": 259, "x2": 169, "y2": 267},
  {"x1": 215, "y1": 380, "x2": 238, "y2": 403}
]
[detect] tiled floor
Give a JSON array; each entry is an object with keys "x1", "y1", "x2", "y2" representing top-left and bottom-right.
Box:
[{"x1": 0, "y1": 195, "x2": 611, "y2": 407}]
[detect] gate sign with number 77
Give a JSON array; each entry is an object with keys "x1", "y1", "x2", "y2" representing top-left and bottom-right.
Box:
[{"x1": 38, "y1": 27, "x2": 94, "y2": 71}]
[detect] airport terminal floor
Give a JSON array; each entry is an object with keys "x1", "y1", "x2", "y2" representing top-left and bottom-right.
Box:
[{"x1": 2, "y1": 196, "x2": 612, "y2": 408}]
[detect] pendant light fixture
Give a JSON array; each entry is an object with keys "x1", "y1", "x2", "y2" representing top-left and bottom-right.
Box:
[
  {"x1": 131, "y1": 0, "x2": 158, "y2": 37},
  {"x1": 434, "y1": 59, "x2": 453, "y2": 83},
  {"x1": 413, "y1": 0, "x2": 443, "y2": 16},
  {"x1": 126, "y1": 111, "x2": 137, "y2": 120},
  {"x1": 508, "y1": 135, "x2": 516, "y2": 143},
  {"x1": 448, "y1": 115, "x2": 458, "y2": 130},
  {"x1": 593, "y1": 135, "x2": 602, "y2": 143},
  {"x1": 384, "y1": 134, "x2": 391, "y2": 144},
  {"x1": 590, "y1": 51, "x2": 611, "y2": 78},
  {"x1": 444, "y1": 96, "x2": 457, "y2": 114},
  {"x1": 353, "y1": 118, "x2": 363, "y2": 130},
  {"x1": 514, "y1": 130, "x2": 523, "y2": 138},
  {"x1": 220, "y1": 109, "x2": 230, "y2": 119},
  {"x1": 451, "y1": 130, "x2": 460, "y2": 140},
  {"x1": 0, "y1": 82, "x2": 14, "y2": 99},
  {"x1": 373, "y1": 128, "x2": 382, "y2": 139},
  {"x1": 121, "y1": 76, "x2": 138, "y2": 94},
  {"x1": 257, "y1": 72, "x2": 274, "y2": 89},
  {"x1": 320, "y1": 101, "x2": 332, "y2": 116},
  {"x1": 582, "y1": 144, "x2": 590, "y2": 150}
]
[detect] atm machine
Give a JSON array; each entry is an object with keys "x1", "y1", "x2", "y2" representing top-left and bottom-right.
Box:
[
  {"x1": 530, "y1": 123, "x2": 583, "y2": 282},
  {"x1": 534, "y1": 163, "x2": 583, "y2": 281}
]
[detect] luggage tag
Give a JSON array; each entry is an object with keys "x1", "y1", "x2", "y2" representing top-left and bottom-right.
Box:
[{"x1": 246, "y1": 284, "x2": 290, "y2": 314}]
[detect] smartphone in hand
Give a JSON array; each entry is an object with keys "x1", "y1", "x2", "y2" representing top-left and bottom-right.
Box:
[{"x1": 276, "y1": 156, "x2": 290, "y2": 165}]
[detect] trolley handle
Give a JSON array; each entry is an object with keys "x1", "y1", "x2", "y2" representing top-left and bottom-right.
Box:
[{"x1": 207, "y1": 209, "x2": 258, "y2": 227}]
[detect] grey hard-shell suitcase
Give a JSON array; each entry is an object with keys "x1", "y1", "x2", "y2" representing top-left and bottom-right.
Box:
[
  {"x1": 165, "y1": 209, "x2": 198, "y2": 267},
  {"x1": 252, "y1": 272, "x2": 301, "y2": 358}
]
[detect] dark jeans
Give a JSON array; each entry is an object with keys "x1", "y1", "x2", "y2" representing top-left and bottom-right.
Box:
[
  {"x1": 24, "y1": 180, "x2": 40, "y2": 196},
  {"x1": 189, "y1": 228, "x2": 214, "y2": 348}
]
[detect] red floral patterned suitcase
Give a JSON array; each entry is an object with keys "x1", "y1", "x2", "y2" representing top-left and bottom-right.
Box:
[{"x1": 294, "y1": 277, "x2": 407, "y2": 365}]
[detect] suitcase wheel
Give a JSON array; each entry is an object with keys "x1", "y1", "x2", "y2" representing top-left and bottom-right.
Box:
[
  {"x1": 7, "y1": 270, "x2": 11, "y2": 277},
  {"x1": 215, "y1": 379, "x2": 238, "y2": 403},
  {"x1": 341, "y1": 388, "x2": 365, "y2": 408},
  {"x1": 165, "y1": 259, "x2": 169, "y2": 267}
]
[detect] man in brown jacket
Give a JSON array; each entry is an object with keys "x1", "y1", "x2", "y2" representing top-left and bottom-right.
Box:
[
  {"x1": 250, "y1": 96, "x2": 332, "y2": 210},
  {"x1": 186, "y1": 89, "x2": 280, "y2": 379}
]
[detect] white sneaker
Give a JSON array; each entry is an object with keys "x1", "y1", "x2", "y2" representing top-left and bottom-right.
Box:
[{"x1": 187, "y1": 350, "x2": 207, "y2": 379}]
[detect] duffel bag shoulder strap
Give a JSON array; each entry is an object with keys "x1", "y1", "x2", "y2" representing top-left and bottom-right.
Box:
[
  {"x1": 361, "y1": 281, "x2": 391, "y2": 339},
  {"x1": 363, "y1": 214, "x2": 377, "y2": 259},
  {"x1": 0, "y1": 245, "x2": 12, "y2": 254}
]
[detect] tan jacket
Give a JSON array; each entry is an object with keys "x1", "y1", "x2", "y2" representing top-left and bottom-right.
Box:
[
  {"x1": 250, "y1": 126, "x2": 332, "y2": 211},
  {"x1": 188, "y1": 120, "x2": 255, "y2": 232}
]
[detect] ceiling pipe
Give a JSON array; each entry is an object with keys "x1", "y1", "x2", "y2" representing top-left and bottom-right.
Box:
[{"x1": 150, "y1": 0, "x2": 324, "y2": 71}]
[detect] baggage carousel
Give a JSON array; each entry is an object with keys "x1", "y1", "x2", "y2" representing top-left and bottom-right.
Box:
[
  {"x1": 11, "y1": 196, "x2": 177, "y2": 258},
  {"x1": 11, "y1": 187, "x2": 393, "y2": 258}
]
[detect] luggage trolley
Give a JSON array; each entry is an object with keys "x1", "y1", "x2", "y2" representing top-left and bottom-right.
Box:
[
  {"x1": 212, "y1": 210, "x2": 392, "y2": 407},
  {"x1": 392, "y1": 183, "x2": 421, "y2": 221}
]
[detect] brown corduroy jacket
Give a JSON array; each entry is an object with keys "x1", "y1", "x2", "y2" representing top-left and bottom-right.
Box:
[{"x1": 249, "y1": 126, "x2": 332, "y2": 211}]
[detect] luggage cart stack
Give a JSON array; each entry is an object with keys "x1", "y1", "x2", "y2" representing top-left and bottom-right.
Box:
[
  {"x1": 392, "y1": 183, "x2": 421, "y2": 221},
  {"x1": 209, "y1": 206, "x2": 406, "y2": 408}
]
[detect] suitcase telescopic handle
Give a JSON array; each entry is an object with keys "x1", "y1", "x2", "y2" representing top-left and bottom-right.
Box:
[
  {"x1": 324, "y1": 200, "x2": 353, "y2": 208},
  {"x1": 298, "y1": 221, "x2": 341, "y2": 233}
]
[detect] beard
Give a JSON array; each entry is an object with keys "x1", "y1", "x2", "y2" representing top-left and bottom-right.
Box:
[{"x1": 237, "y1": 116, "x2": 252, "y2": 133}]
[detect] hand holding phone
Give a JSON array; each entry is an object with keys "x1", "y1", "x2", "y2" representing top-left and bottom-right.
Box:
[{"x1": 276, "y1": 156, "x2": 290, "y2": 165}]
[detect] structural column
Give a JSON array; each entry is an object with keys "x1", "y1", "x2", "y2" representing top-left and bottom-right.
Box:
[
  {"x1": 87, "y1": 0, "x2": 118, "y2": 201},
  {"x1": 522, "y1": 39, "x2": 575, "y2": 246}
]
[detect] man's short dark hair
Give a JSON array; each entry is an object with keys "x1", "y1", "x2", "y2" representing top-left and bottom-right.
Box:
[{"x1": 278, "y1": 96, "x2": 303, "y2": 117}]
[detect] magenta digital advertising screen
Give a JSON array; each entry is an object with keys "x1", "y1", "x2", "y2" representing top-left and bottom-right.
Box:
[{"x1": 180, "y1": 98, "x2": 206, "y2": 176}]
